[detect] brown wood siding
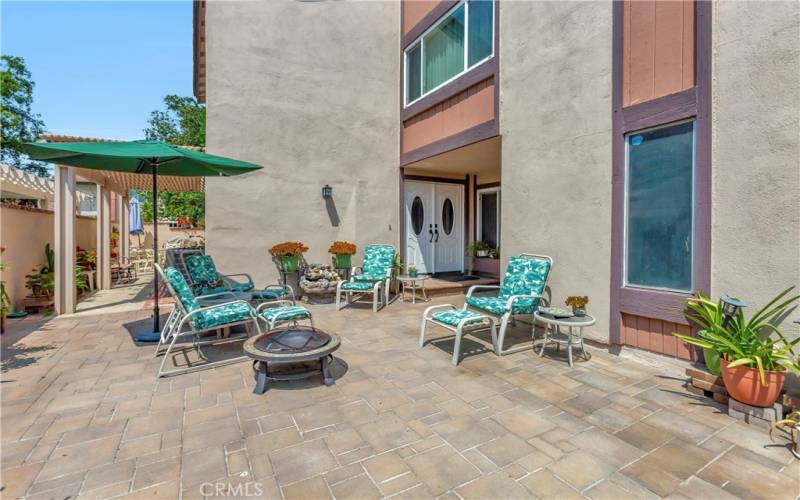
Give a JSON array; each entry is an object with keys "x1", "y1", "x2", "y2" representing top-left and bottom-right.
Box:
[
  {"x1": 623, "y1": 0, "x2": 694, "y2": 107},
  {"x1": 621, "y1": 312, "x2": 696, "y2": 361},
  {"x1": 402, "y1": 79, "x2": 495, "y2": 154},
  {"x1": 403, "y1": 0, "x2": 441, "y2": 35}
]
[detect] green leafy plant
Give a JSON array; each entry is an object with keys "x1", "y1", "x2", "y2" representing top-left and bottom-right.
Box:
[
  {"x1": 770, "y1": 411, "x2": 800, "y2": 459},
  {"x1": 75, "y1": 266, "x2": 89, "y2": 293},
  {"x1": 673, "y1": 287, "x2": 800, "y2": 386},
  {"x1": 466, "y1": 241, "x2": 492, "y2": 258},
  {"x1": 408, "y1": 266, "x2": 418, "y2": 274}
]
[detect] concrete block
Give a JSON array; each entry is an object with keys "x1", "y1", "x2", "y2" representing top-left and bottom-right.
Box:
[{"x1": 728, "y1": 399, "x2": 783, "y2": 429}]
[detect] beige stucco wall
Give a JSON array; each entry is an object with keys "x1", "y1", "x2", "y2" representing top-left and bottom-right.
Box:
[
  {"x1": 0, "y1": 207, "x2": 96, "y2": 309},
  {"x1": 499, "y1": 2, "x2": 613, "y2": 342},
  {"x1": 711, "y1": 1, "x2": 800, "y2": 339},
  {"x1": 204, "y1": 0, "x2": 400, "y2": 285}
]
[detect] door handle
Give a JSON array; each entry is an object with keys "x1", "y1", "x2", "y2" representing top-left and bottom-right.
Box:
[
  {"x1": 429, "y1": 224, "x2": 434, "y2": 243},
  {"x1": 434, "y1": 224, "x2": 440, "y2": 242}
]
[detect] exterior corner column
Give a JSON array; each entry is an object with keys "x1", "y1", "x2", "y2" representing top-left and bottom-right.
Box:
[
  {"x1": 121, "y1": 195, "x2": 130, "y2": 260},
  {"x1": 96, "y1": 184, "x2": 112, "y2": 290},
  {"x1": 54, "y1": 165, "x2": 76, "y2": 314}
]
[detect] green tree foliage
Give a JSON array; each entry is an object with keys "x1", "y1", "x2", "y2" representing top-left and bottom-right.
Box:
[
  {"x1": 1, "y1": 55, "x2": 49, "y2": 177},
  {"x1": 137, "y1": 95, "x2": 206, "y2": 222}
]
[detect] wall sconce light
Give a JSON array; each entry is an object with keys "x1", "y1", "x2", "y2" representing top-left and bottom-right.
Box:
[
  {"x1": 322, "y1": 184, "x2": 333, "y2": 198},
  {"x1": 720, "y1": 295, "x2": 746, "y2": 327}
]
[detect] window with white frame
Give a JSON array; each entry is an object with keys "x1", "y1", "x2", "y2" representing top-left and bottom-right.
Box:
[
  {"x1": 404, "y1": 0, "x2": 494, "y2": 106},
  {"x1": 477, "y1": 187, "x2": 500, "y2": 249}
]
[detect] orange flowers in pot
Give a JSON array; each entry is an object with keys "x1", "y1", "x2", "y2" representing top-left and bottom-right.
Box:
[
  {"x1": 268, "y1": 242, "x2": 309, "y2": 257},
  {"x1": 327, "y1": 241, "x2": 357, "y2": 255}
]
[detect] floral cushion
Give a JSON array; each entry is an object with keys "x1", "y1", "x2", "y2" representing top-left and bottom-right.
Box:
[
  {"x1": 465, "y1": 296, "x2": 536, "y2": 315},
  {"x1": 353, "y1": 272, "x2": 389, "y2": 282},
  {"x1": 192, "y1": 302, "x2": 254, "y2": 330},
  {"x1": 466, "y1": 256, "x2": 551, "y2": 316},
  {"x1": 498, "y1": 255, "x2": 551, "y2": 301},
  {"x1": 165, "y1": 267, "x2": 200, "y2": 312},
  {"x1": 431, "y1": 309, "x2": 488, "y2": 327},
  {"x1": 361, "y1": 245, "x2": 395, "y2": 280},
  {"x1": 186, "y1": 255, "x2": 218, "y2": 284},
  {"x1": 341, "y1": 281, "x2": 376, "y2": 291},
  {"x1": 261, "y1": 306, "x2": 311, "y2": 323}
]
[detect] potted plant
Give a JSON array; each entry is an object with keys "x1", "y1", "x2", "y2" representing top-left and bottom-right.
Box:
[
  {"x1": 565, "y1": 296, "x2": 589, "y2": 316},
  {"x1": 268, "y1": 241, "x2": 309, "y2": 272},
  {"x1": 467, "y1": 240, "x2": 492, "y2": 258},
  {"x1": 111, "y1": 227, "x2": 120, "y2": 247},
  {"x1": 1, "y1": 247, "x2": 10, "y2": 323},
  {"x1": 408, "y1": 266, "x2": 418, "y2": 278},
  {"x1": 328, "y1": 241, "x2": 357, "y2": 269},
  {"x1": 673, "y1": 287, "x2": 800, "y2": 408}
]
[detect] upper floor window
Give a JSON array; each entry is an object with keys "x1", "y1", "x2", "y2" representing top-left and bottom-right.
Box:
[{"x1": 404, "y1": 0, "x2": 494, "y2": 106}]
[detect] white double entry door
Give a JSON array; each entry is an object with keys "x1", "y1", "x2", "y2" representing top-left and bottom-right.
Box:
[{"x1": 404, "y1": 181, "x2": 464, "y2": 275}]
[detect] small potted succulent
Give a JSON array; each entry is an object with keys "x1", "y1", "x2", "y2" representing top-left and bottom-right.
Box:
[
  {"x1": 269, "y1": 242, "x2": 309, "y2": 272},
  {"x1": 408, "y1": 266, "x2": 418, "y2": 278},
  {"x1": 328, "y1": 241, "x2": 357, "y2": 270},
  {"x1": 565, "y1": 296, "x2": 589, "y2": 316}
]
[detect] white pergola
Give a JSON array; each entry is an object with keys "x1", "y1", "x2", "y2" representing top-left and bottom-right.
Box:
[{"x1": 43, "y1": 135, "x2": 204, "y2": 314}]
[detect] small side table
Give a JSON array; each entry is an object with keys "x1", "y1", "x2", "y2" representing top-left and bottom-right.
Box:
[
  {"x1": 534, "y1": 312, "x2": 595, "y2": 368},
  {"x1": 397, "y1": 275, "x2": 430, "y2": 304}
]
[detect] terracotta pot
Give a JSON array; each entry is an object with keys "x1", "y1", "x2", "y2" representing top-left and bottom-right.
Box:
[{"x1": 720, "y1": 358, "x2": 786, "y2": 408}]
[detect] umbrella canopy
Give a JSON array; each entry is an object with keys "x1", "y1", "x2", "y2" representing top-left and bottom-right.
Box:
[
  {"x1": 129, "y1": 196, "x2": 144, "y2": 236},
  {"x1": 22, "y1": 140, "x2": 261, "y2": 176},
  {"x1": 23, "y1": 140, "x2": 262, "y2": 340}
]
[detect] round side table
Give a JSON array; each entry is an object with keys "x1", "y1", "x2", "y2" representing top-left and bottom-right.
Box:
[
  {"x1": 397, "y1": 275, "x2": 430, "y2": 304},
  {"x1": 534, "y1": 312, "x2": 595, "y2": 368}
]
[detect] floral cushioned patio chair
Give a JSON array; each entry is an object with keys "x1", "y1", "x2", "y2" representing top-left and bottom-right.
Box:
[
  {"x1": 184, "y1": 254, "x2": 293, "y2": 301},
  {"x1": 335, "y1": 245, "x2": 395, "y2": 313},
  {"x1": 463, "y1": 253, "x2": 553, "y2": 355},
  {"x1": 154, "y1": 264, "x2": 262, "y2": 377}
]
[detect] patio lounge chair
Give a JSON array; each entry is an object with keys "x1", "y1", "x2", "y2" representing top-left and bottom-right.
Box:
[
  {"x1": 184, "y1": 254, "x2": 294, "y2": 301},
  {"x1": 154, "y1": 264, "x2": 262, "y2": 377},
  {"x1": 335, "y1": 245, "x2": 395, "y2": 313},
  {"x1": 463, "y1": 253, "x2": 553, "y2": 355}
]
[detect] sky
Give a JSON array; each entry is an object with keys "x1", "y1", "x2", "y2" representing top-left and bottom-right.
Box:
[{"x1": 1, "y1": 1, "x2": 194, "y2": 141}]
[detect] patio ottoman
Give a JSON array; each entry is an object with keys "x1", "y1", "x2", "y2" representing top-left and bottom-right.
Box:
[{"x1": 419, "y1": 305, "x2": 497, "y2": 365}]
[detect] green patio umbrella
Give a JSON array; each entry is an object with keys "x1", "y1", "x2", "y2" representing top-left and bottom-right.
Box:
[{"x1": 23, "y1": 140, "x2": 262, "y2": 340}]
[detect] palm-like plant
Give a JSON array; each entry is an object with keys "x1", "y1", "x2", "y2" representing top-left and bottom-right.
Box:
[{"x1": 673, "y1": 286, "x2": 800, "y2": 386}]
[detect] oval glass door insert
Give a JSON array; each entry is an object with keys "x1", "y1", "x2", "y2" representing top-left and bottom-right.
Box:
[
  {"x1": 411, "y1": 196, "x2": 424, "y2": 235},
  {"x1": 442, "y1": 198, "x2": 454, "y2": 235}
]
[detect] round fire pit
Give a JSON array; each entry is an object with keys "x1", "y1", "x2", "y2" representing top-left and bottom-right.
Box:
[{"x1": 243, "y1": 326, "x2": 341, "y2": 394}]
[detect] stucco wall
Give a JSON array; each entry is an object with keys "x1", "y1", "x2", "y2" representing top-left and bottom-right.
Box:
[
  {"x1": 500, "y1": 2, "x2": 613, "y2": 342},
  {"x1": 204, "y1": 0, "x2": 400, "y2": 285},
  {"x1": 0, "y1": 206, "x2": 96, "y2": 309},
  {"x1": 711, "y1": 1, "x2": 800, "y2": 338}
]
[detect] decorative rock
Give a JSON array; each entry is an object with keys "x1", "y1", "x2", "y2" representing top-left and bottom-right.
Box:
[{"x1": 299, "y1": 264, "x2": 340, "y2": 297}]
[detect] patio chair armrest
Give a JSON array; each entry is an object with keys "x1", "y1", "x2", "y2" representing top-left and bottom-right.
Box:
[
  {"x1": 423, "y1": 304, "x2": 457, "y2": 320},
  {"x1": 264, "y1": 283, "x2": 295, "y2": 300},
  {"x1": 465, "y1": 285, "x2": 500, "y2": 298},
  {"x1": 221, "y1": 273, "x2": 254, "y2": 285},
  {"x1": 504, "y1": 294, "x2": 546, "y2": 309},
  {"x1": 255, "y1": 299, "x2": 295, "y2": 313},
  {"x1": 196, "y1": 290, "x2": 239, "y2": 301}
]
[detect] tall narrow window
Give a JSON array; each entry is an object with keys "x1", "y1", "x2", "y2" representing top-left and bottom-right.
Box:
[
  {"x1": 625, "y1": 121, "x2": 694, "y2": 291},
  {"x1": 406, "y1": 43, "x2": 422, "y2": 103},
  {"x1": 423, "y1": 5, "x2": 465, "y2": 93},
  {"x1": 478, "y1": 188, "x2": 500, "y2": 249},
  {"x1": 468, "y1": 0, "x2": 493, "y2": 66}
]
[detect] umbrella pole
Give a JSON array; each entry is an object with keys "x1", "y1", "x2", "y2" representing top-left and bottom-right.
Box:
[{"x1": 152, "y1": 164, "x2": 160, "y2": 333}]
